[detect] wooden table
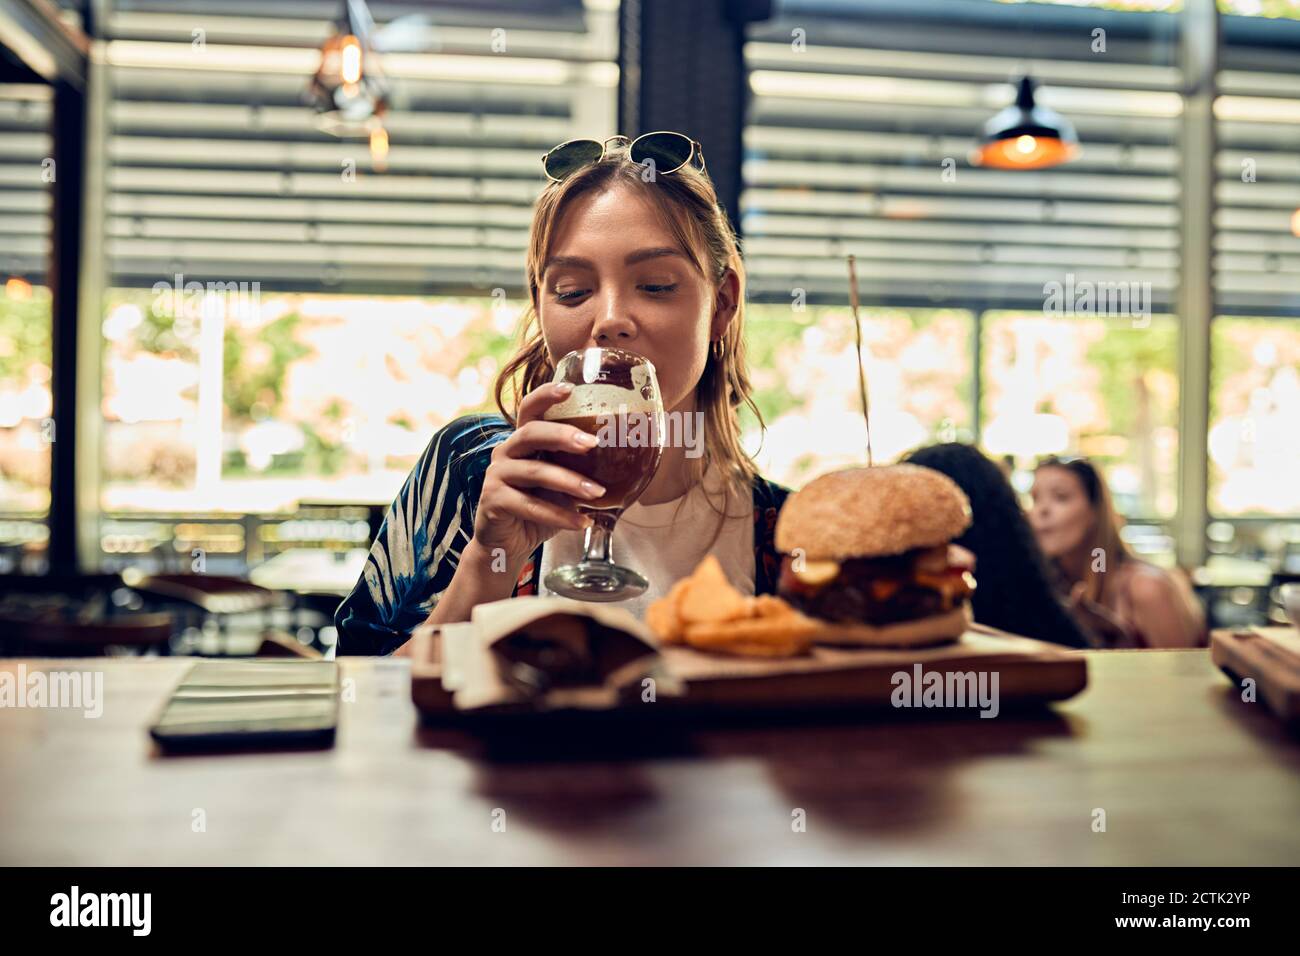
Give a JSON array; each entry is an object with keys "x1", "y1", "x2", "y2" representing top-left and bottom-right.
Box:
[{"x1": 1, "y1": 649, "x2": 1297, "y2": 865}]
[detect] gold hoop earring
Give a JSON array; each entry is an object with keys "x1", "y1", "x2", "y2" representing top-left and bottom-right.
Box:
[{"x1": 711, "y1": 339, "x2": 724, "y2": 360}]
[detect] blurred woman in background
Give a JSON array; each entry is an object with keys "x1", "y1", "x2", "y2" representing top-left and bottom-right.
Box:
[
  {"x1": 1031, "y1": 457, "x2": 1206, "y2": 648},
  {"x1": 905, "y1": 443, "x2": 1090, "y2": 648}
]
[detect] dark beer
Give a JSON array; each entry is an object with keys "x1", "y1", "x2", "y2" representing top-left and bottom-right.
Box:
[
  {"x1": 541, "y1": 347, "x2": 665, "y2": 601},
  {"x1": 544, "y1": 411, "x2": 662, "y2": 513}
]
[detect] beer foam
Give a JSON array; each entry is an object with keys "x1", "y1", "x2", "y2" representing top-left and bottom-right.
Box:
[{"x1": 544, "y1": 383, "x2": 657, "y2": 420}]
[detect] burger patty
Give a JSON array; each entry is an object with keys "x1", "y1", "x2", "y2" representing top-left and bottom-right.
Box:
[{"x1": 777, "y1": 548, "x2": 974, "y2": 627}]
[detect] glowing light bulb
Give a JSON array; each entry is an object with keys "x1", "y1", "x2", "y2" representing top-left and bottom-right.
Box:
[
  {"x1": 370, "y1": 125, "x2": 389, "y2": 171},
  {"x1": 1015, "y1": 135, "x2": 1037, "y2": 154},
  {"x1": 340, "y1": 35, "x2": 362, "y2": 85}
]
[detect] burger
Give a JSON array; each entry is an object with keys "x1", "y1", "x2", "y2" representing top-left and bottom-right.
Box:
[{"x1": 774, "y1": 464, "x2": 976, "y2": 647}]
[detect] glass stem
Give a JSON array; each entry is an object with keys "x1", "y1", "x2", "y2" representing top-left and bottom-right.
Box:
[{"x1": 581, "y1": 512, "x2": 617, "y2": 564}]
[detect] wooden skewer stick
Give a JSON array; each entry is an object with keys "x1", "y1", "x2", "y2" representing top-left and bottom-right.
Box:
[{"x1": 846, "y1": 255, "x2": 873, "y2": 467}]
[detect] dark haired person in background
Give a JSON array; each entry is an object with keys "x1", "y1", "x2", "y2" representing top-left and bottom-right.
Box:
[
  {"x1": 904, "y1": 443, "x2": 1090, "y2": 648},
  {"x1": 1031, "y1": 456, "x2": 1205, "y2": 648}
]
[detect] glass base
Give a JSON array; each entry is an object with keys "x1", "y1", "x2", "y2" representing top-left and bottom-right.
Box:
[{"x1": 544, "y1": 561, "x2": 647, "y2": 602}]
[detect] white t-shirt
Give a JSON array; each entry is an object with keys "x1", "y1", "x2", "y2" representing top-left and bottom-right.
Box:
[{"x1": 538, "y1": 469, "x2": 755, "y2": 620}]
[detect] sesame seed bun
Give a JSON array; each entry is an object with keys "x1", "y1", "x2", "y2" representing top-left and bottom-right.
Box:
[{"x1": 775, "y1": 464, "x2": 972, "y2": 561}]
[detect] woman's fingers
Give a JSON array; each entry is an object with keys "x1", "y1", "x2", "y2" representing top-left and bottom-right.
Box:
[
  {"x1": 476, "y1": 381, "x2": 603, "y2": 539},
  {"x1": 480, "y1": 484, "x2": 591, "y2": 532},
  {"x1": 496, "y1": 418, "x2": 598, "y2": 459},
  {"x1": 516, "y1": 381, "x2": 576, "y2": 426},
  {"x1": 492, "y1": 457, "x2": 606, "y2": 501}
]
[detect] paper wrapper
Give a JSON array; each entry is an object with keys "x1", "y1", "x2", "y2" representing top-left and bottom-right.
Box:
[{"x1": 439, "y1": 597, "x2": 678, "y2": 712}]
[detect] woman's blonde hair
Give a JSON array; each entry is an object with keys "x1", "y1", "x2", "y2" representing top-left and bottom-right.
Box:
[{"x1": 493, "y1": 152, "x2": 763, "y2": 497}]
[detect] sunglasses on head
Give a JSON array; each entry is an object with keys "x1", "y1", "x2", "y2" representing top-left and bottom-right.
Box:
[
  {"x1": 541, "y1": 132, "x2": 707, "y2": 182},
  {"x1": 1038, "y1": 454, "x2": 1095, "y2": 472}
]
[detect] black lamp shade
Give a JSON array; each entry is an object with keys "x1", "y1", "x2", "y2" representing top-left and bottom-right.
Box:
[{"x1": 975, "y1": 76, "x2": 1079, "y2": 170}]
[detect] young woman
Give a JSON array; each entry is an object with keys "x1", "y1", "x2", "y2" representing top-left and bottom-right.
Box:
[
  {"x1": 335, "y1": 134, "x2": 787, "y2": 655},
  {"x1": 1030, "y1": 456, "x2": 1206, "y2": 648},
  {"x1": 904, "y1": 443, "x2": 1091, "y2": 648}
]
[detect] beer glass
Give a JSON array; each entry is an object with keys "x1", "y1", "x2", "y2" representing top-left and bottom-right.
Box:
[{"x1": 541, "y1": 347, "x2": 665, "y2": 600}]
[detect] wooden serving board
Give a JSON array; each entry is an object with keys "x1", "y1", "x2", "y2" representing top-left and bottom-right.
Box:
[
  {"x1": 410, "y1": 623, "x2": 1088, "y2": 720},
  {"x1": 1211, "y1": 627, "x2": 1300, "y2": 725}
]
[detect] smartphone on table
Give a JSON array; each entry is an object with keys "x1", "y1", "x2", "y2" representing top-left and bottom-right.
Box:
[{"x1": 149, "y1": 660, "x2": 339, "y2": 751}]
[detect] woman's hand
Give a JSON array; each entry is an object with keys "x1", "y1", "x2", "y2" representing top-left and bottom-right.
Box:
[{"x1": 472, "y1": 382, "x2": 607, "y2": 570}]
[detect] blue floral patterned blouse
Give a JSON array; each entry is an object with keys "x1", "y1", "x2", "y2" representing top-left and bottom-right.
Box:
[{"x1": 334, "y1": 413, "x2": 790, "y2": 655}]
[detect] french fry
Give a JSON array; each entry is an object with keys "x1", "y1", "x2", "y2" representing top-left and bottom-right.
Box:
[
  {"x1": 684, "y1": 615, "x2": 818, "y2": 658},
  {"x1": 751, "y1": 594, "x2": 798, "y2": 619},
  {"x1": 644, "y1": 555, "x2": 815, "y2": 657},
  {"x1": 677, "y1": 556, "x2": 749, "y2": 624},
  {"x1": 646, "y1": 578, "x2": 690, "y2": 645}
]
